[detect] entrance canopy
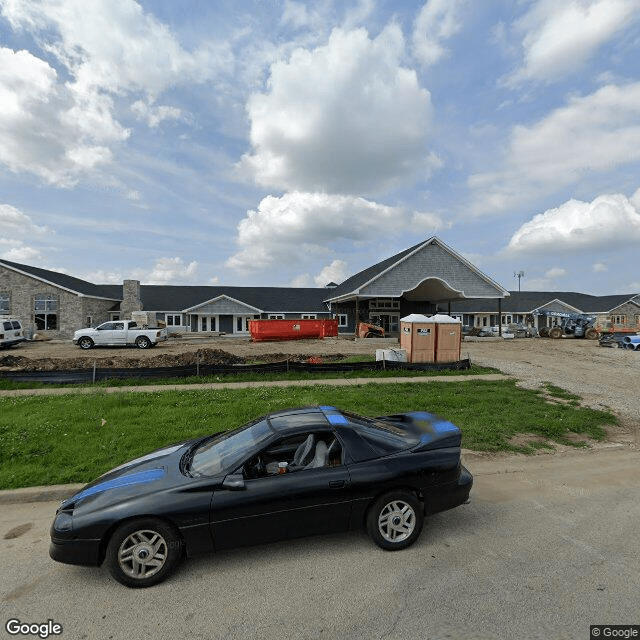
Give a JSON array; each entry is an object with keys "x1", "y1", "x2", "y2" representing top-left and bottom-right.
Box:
[{"x1": 325, "y1": 237, "x2": 509, "y2": 306}]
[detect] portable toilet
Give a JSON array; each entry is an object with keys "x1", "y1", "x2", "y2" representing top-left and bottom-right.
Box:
[
  {"x1": 429, "y1": 314, "x2": 462, "y2": 363},
  {"x1": 400, "y1": 314, "x2": 435, "y2": 363}
]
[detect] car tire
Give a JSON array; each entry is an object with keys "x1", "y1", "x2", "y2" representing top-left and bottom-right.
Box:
[
  {"x1": 549, "y1": 327, "x2": 563, "y2": 339},
  {"x1": 366, "y1": 491, "x2": 423, "y2": 551},
  {"x1": 135, "y1": 336, "x2": 152, "y2": 349},
  {"x1": 78, "y1": 337, "x2": 94, "y2": 350},
  {"x1": 105, "y1": 518, "x2": 183, "y2": 588}
]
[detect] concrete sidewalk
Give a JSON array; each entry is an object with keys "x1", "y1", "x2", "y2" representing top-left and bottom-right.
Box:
[{"x1": 0, "y1": 372, "x2": 509, "y2": 397}]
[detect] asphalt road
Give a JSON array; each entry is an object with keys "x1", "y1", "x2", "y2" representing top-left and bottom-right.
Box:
[{"x1": 1, "y1": 447, "x2": 638, "y2": 640}]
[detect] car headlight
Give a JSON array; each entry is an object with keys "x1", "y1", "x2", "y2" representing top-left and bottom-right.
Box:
[{"x1": 54, "y1": 511, "x2": 73, "y2": 532}]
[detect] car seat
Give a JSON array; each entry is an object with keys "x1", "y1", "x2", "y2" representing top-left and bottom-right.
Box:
[
  {"x1": 291, "y1": 434, "x2": 315, "y2": 468},
  {"x1": 305, "y1": 440, "x2": 328, "y2": 469}
]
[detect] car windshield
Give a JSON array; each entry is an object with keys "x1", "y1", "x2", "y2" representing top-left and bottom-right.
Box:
[{"x1": 189, "y1": 419, "x2": 272, "y2": 476}]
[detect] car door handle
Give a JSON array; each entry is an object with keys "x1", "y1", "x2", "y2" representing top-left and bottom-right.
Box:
[{"x1": 329, "y1": 480, "x2": 345, "y2": 488}]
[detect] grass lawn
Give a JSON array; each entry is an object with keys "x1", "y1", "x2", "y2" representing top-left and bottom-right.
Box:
[{"x1": 0, "y1": 379, "x2": 617, "y2": 490}]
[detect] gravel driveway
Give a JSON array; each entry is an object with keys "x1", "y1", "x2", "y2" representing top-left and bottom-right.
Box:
[{"x1": 462, "y1": 337, "x2": 640, "y2": 447}]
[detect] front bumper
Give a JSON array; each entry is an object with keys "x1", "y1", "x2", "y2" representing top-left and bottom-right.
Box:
[
  {"x1": 1, "y1": 337, "x2": 26, "y2": 347},
  {"x1": 49, "y1": 537, "x2": 102, "y2": 567}
]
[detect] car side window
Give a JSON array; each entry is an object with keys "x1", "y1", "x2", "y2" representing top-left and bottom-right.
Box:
[{"x1": 243, "y1": 433, "x2": 343, "y2": 480}]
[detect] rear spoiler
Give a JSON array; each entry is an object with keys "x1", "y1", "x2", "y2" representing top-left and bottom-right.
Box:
[{"x1": 383, "y1": 411, "x2": 462, "y2": 451}]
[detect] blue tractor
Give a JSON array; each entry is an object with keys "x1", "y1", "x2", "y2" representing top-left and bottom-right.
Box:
[{"x1": 532, "y1": 309, "x2": 599, "y2": 340}]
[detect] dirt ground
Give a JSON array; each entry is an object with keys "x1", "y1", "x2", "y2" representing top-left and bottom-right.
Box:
[{"x1": 2, "y1": 334, "x2": 639, "y2": 445}]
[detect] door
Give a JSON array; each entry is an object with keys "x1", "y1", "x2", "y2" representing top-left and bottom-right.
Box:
[{"x1": 211, "y1": 466, "x2": 351, "y2": 550}]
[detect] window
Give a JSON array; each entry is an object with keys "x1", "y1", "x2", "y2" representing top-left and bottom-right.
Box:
[
  {"x1": 369, "y1": 298, "x2": 399, "y2": 310},
  {"x1": 34, "y1": 294, "x2": 57, "y2": 330},
  {"x1": 269, "y1": 314, "x2": 284, "y2": 319},
  {"x1": 166, "y1": 314, "x2": 181, "y2": 326},
  {"x1": 0, "y1": 293, "x2": 9, "y2": 313},
  {"x1": 337, "y1": 314, "x2": 348, "y2": 327},
  {"x1": 302, "y1": 314, "x2": 317, "y2": 320},
  {"x1": 85, "y1": 316, "x2": 92, "y2": 327}
]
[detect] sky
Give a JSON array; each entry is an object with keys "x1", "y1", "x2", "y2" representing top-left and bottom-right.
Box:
[{"x1": 1, "y1": 0, "x2": 640, "y2": 296}]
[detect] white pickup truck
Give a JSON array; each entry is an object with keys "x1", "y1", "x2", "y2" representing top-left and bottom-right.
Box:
[{"x1": 73, "y1": 320, "x2": 167, "y2": 350}]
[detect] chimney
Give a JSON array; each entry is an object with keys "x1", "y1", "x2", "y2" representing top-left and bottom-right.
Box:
[{"x1": 121, "y1": 280, "x2": 143, "y2": 319}]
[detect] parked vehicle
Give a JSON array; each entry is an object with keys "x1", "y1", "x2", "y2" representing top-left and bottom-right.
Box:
[
  {"x1": 357, "y1": 321, "x2": 385, "y2": 338},
  {"x1": 0, "y1": 317, "x2": 26, "y2": 348},
  {"x1": 50, "y1": 405, "x2": 473, "y2": 588},
  {"x1": 533, "y1": 310, "x2": 599, "y2": 340},
  {"x1": 73, "y1": 320, "x2": 167, "y2": 350}
]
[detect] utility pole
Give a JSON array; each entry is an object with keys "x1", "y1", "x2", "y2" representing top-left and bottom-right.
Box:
[{"x1": 514, "y1": 271, "x2": 524, "y2": 292}]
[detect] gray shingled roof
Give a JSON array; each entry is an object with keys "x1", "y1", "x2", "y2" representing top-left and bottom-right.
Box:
[
  {"x1": 0, "y1": 258, "x2": 121, "y2": 299},
  {"x1": 0, "y1": 258, "x2": 330, "y2": 313},
  {"x1": 3, "y1": 257, "x2": 637, "y2": 315},
  {"x1": 450, "y1": 291, "x2": 638, "y2": 314},
  {"x1": 139, "y1": 285, "x2": 330, "y2": 313},
  {"x1": 323, "y1": 241, "x2": 423, "y2": 301}
]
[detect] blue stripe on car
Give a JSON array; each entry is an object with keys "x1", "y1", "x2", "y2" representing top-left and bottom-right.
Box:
[
  {"x1": 73, "y1": 468, "x2": 166, "y2": 501},
  {"x1": 320, "y1": 406, "x2": 349, "y2": 425}
]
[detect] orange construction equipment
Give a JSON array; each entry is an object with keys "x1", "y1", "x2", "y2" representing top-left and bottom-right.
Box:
[{"x1": 357, "y1": 322, "x2": 385, "y2": 338}]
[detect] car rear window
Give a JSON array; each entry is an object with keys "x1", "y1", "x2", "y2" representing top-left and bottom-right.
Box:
[{"x1": 343, "y1": 411, "x2": 419, "y2": 454}]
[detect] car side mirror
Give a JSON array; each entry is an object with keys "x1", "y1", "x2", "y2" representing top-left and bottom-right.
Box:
[{"x1": 222, "y1": 473, "x2": 245, "y2": 490}]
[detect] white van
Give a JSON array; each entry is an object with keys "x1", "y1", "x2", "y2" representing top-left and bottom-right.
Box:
[{"x1": 0, "y1": 317, "x2": 26, "y2": 348}]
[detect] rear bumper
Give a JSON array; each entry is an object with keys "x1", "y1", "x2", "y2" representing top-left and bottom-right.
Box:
[
  {"x1": 50, "y1": 537, "x2": 102, "y2": 567},
  {"x1": 426, "y1": 465, "x2": 473, "y2": 514}
]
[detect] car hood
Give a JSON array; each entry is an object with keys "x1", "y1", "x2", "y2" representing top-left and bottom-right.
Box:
[{"x1": 60, "y1": 439, "x2": 199, "y2": 510}]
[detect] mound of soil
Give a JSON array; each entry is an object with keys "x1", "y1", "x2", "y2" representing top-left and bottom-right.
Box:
[{"x1": 0, "y1": 348, "x2": 350, "y2": 371}]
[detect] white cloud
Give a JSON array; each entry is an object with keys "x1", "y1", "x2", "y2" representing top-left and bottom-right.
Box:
[
  {"x1": 0, "y1": 0, "x2": 230, "y2": 185},
  {"x1": 592, "y1": 262, "x2": 608, "y2": 273},
  {"x1": 545, "y1": 267, "x2": 566, "y2": 279},
  {"x1": 146, "y1": 257, "x2": 199, "y2": 284},
  {"x1": 525, "y1": 270, "x2": 568, "y2": 290},
  {"x1": 0, "y1": 203, "x2": 49, "y2": 264},
  {"x1": 0, "y1": 47, "x2": 124, "y2": 186},
  {"x1": 0, "y1": 203, "x2": 48, "y2": 236},
  {"x1": 508, "y1": 0, "x2": 640, "y2": 84},
  {"x1": 226, "y1": 191, "x2": 444, "y2": 274},
  {"x1": 470, "y1": 83, "x2": 640, "y2": 212},
  {"x1": 506, "y1": 192, "x2": 640, "y2": 254},
  {"x1": 83, "y1": 257, "x2": 200, "y2": 285},
  {"x1": 314, "y1": 259, "x2": 348, "y2": 286},
  {"x1": 412, "y1": 0, "x2": 466, "y2": 66},
  {"x1": 240, "y1": 26, "x2": 434, "y2": 194},
  {"x1": 131, "y1": 101, "x2": 183, "y2": 128},
  {"x1": 0, "y1": 241, "x2": 44, "y2": 263}
]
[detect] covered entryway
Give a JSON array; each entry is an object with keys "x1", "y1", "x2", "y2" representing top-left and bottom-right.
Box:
[
  {"x1": 184, "y1": 296, "x2": 262, "y2": 335},
  {"x1": 325, "y1": 237, "x2": 510, "y2": 335}
]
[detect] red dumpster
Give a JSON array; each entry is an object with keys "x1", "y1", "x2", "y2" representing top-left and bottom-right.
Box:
[{"x1": 249, "y1": 319, "x2": 338, "y2": 342}]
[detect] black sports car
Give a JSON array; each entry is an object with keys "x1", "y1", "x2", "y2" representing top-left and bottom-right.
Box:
[{"x1": 50, "y1": 405, "x2": 472, "y2": 587}]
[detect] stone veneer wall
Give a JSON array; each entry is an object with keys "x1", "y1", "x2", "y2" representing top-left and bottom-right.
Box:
[{"x1": 0, "y1": 265, "x2": 116, "y2": 339}]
